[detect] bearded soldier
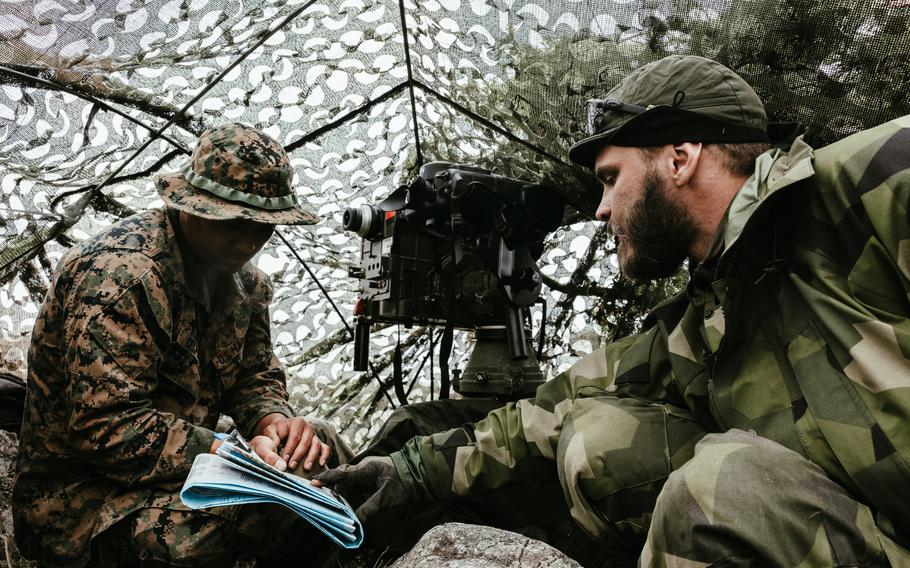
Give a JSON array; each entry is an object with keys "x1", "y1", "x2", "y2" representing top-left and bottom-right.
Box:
[
  {"x1": 14, "y1": 123, "x2": 352, "y2": 567},
  {"x1": 319, "y1": 55, "x2": 910, "y2": 566}
]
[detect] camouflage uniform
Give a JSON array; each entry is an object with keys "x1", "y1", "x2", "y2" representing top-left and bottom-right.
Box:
[
  {"x1": 351, "y1": 399, "x2": 620, "y2": 566},
  {"x1": 388, "y1": 115, "x2": 910, "y2": 565},
  {"x1": 13, "y1": 124, "x2": 335, "y2": 567}
]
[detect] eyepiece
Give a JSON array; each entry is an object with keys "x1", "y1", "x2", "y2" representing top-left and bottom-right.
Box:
[{"x1": 342, "y1": 205, "x2": 384, "y2": 239}]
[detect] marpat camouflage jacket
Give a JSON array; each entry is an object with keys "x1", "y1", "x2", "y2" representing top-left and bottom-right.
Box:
[
  {"x1": 392, "y1": 115, "x2": 910, "y2": 542},
  {"x1": 13, "y1": 208, "x2": 294, "y2": 566}
]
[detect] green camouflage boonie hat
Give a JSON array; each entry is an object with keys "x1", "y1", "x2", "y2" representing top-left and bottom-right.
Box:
[
  {"x1": 568, "y1": 55, "x2": 770, "y2": 169},
  {"x1": 155, "y1": 123, "x2": 318, "y2": 225}
]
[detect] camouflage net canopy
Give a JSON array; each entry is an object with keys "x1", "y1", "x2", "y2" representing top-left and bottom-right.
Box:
[{"x1": 1, "y1": 0, "x2": 908, "y2": 447}]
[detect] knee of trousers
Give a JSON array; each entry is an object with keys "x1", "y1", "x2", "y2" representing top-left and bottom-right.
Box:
[
  {"x1": 646, "y1": 428, "x2": 881, "y2": 564},
  {"x1": 555, "y1": 396, "x2": 707, "y2": 542},
  {"x1": 109, "y1": 507, "x2": 236, "y2": 566},
  {"x1": 652, "y1": 429, "x2": 817, "y2": 528}
]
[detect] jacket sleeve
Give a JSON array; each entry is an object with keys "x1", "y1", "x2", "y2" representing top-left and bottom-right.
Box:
[
  {"x1": 794, "y1": 115, "x2": 910, "y2": 530},
  {"x1": 65, "y1": 255, "x2": 215, "y2": 486},
  {"x1": 391, "y1": 333, "x2": 641, "y2": 501},
  {"x1": 220, "y1": 278, "x2": 294, "y2": 436}
]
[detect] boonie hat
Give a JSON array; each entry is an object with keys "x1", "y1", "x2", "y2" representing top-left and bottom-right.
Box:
[
  {"x1": 568, "y1": 55, "x2": 770, "y2": 169},
  {"x1": 156, "y1": 123, "x2": 318, "y2": 225}
]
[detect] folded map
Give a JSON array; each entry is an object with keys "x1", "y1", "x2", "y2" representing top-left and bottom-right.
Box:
[{"x1": 180, "y1": 430, "x2": 364, "y2": 548}]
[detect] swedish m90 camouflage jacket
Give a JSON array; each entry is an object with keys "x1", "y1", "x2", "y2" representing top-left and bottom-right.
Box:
[
  {"x1": 392, "y1": 115, "x2": 910, "y2": 542},
  {"x1": 13, "y1": 208, "x2": 295, "y2": 566}
]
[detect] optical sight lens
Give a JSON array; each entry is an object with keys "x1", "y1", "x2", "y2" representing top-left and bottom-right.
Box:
[{"x1": 342, "y1": 205, "x2": 384, "y2": 239}]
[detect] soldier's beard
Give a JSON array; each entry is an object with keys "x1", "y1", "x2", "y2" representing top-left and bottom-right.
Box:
[{"x1": 614, "y1": 168, "x2": 697, "y2": 281}]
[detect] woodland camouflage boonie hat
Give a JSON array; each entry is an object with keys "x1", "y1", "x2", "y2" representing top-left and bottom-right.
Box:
[
  {"x1": 155, "y1": 123, "x2": 318, "y2": 225},
  {"x1": 569, "y1": 55, "x2": 770, "y2": 169}
]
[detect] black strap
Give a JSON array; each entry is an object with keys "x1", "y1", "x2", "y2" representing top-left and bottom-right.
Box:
[
  {"x1": 439, "y1": 323, "x2": 453, "y2": 400},
  {"x1": 393, "y1": 326, "x2": 408, "y2": 406}
]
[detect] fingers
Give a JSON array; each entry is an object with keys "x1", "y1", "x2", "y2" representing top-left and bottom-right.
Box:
[
  {"x1": 297, "y1": 436, "x2": 322, "y2": 471},
  {"x1": 315, "y1": 456, "x2": 387, "y2": 483},
  {"x1": 281, "y1": 419, "x2": 304, "y2": 464},
  {"x1": 249, "y1": 435, "x2": 287, "y2": 471},
  {"x1": 288, "y1": 421, "x2": 315, "y2": 470},
  {"x1": 319, "y1": 440, "x2": 331, "y2": 467},
  {"x1": 260, "y1": 417, "x2": 337, "y2": 471},
  {"x1": 310, "y1": 466, "x2": 344, "y2": 487},
  {"x1": 312, "y1": 465, "x2": 348, "y2": 486},
  {"x1": 313, "y1": 461, "x2": 371, "y2": 487}
]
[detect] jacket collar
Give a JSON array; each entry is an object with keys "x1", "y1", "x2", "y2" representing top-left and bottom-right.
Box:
[
  {"x1": 718, "y1": 136, "x2": 815, "y2": 263},
  {"x1": 684, "y1": 137, "x2": 815, "y2": 302}
]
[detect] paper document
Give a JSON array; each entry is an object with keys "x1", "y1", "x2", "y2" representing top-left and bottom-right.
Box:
[{"x1": 180, "y1": 430, "x2": 363, "y2": 548}]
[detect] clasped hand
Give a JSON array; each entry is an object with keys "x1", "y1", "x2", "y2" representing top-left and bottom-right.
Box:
[{"x1": 249, "y1": 414, "x2": 331, "y2": 472}]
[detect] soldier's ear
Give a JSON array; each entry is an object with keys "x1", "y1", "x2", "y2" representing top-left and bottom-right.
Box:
[{"x1": 669, "y1": 143, "x2": 703, "y2": 187}]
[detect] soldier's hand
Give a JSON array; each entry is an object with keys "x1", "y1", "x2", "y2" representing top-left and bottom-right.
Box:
[
  {"x1": 249, "y1": 435, "x2": 290, "y2": 471},
  {"x1": 253, "y1": 414, "x2": 331, "y2": 471},
  {"x1": 313, "y1": 456, "x2": 411, "y2": 523}
]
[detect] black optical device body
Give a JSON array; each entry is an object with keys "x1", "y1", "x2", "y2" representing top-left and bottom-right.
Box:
[{"x1": 343, "y1": 161, "x2": 565, "y2": 399}]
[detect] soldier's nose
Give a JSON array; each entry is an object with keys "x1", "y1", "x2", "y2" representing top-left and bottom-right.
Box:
[{"x1": 595, "y1": 190, "x2": 612, "y2": 222}]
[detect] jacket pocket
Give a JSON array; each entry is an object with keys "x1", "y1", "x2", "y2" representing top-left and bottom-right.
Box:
[{"x1": 157, "y1": 342, "x2": 200, "y2": 402}]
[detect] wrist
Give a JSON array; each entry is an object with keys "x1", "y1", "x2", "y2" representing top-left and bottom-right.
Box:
[{"x1": 390, "y1": 450, "x2": 430, "y2": 503}]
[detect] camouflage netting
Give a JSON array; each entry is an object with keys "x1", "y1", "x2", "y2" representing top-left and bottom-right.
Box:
[{"x1": 1, "y1": 0, "x2": 909, "y2": 448}]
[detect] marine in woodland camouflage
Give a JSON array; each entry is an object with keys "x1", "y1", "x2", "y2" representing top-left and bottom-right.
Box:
[
  {"x1": 13, "y1": 208, "x2": 296, "y2": 566},
  {"x1": 390, "y1": 116, "x2": 910, "y2": 564}
]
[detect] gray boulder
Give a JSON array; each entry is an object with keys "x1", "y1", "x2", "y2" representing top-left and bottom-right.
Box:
[
  {"x1": 0, "y1": 430, "x2": 18, "y2": 539},
  {"x1": 390, "y1": 523, "x2": 582, "y2": 568},
  {"x1": 0, "y1": 429, "x2": 35, "y2": 567}
]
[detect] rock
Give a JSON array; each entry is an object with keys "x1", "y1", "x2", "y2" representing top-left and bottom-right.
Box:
[
  {"x1": 0, "y1": 430, "x2": 18, "y2": 539},
  {"x1": 0, "y1": 429, "x2": 33, "y2": 567},
  {"x1": 389, "y1": 523, "x2": 583, "y2": 568}
]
